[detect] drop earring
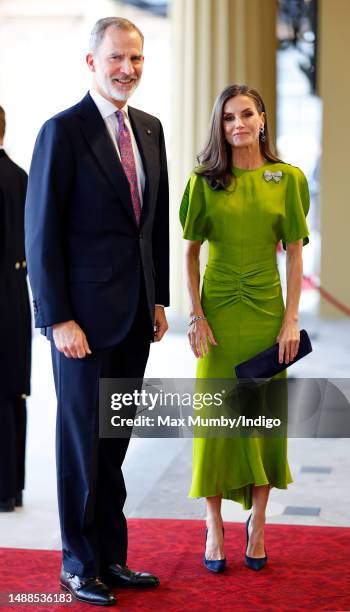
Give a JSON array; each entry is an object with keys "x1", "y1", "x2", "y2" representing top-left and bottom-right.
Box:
[{"x1": 259, "y1": 126, "x2": 266, "y2": 142}]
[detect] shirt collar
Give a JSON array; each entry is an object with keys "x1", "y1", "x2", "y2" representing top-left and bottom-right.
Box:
[{"x1": 89, "y1": 88, "x2": 129, "y2": 120}]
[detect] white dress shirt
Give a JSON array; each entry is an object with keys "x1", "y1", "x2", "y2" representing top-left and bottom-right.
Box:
[{"x1": 89, "y1": 88, "x2": 145, "y2": 205}]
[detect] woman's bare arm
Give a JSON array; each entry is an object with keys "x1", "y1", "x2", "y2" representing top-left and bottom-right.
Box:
[
  {"x1": 277, "y1": 239, "x2": 303, "y2": 363},
  {"x1": 185, "y1": 241, "x2": 218, "y2": 358}
]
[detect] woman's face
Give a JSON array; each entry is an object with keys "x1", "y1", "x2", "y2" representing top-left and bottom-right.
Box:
[{"x1": 222, "y1": 95, "x2": 264, "y2": 148}]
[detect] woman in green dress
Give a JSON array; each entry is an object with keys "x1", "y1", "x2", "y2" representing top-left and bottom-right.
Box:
[{"x1": 180, "y1": 84, "x2": 309, "y2": 572}]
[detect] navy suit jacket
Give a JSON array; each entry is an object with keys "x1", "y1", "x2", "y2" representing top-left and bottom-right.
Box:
[{"x1": 25, "y1": 93, "x2": 169, "y2": 349}]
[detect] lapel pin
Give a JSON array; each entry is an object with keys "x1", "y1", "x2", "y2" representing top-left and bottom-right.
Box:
[{"x1": 263, "y1": 170, "x2": 283, "y2": 183}]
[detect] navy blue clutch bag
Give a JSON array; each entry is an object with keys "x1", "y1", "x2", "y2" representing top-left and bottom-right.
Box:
[{"x1": 235, "y1": 329, "x2": 312, "y2": 379}]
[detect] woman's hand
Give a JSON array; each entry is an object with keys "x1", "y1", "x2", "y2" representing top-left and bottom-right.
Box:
[
  {"x1": 188, "y1": 319, "x2": 218, "y2": 358},
  {"x1": 276, "y1": 319, "x2": 300, "y2": 364}
]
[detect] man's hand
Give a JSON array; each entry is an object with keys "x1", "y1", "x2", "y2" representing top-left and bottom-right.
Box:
[
  {"x1": 52, "y1": 320, "x2": 92, "y2": 358},
  {"x1": 153, "y1": 306, "x2": 168, "y2": 342}
]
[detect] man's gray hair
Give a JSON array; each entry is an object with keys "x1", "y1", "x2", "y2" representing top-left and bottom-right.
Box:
[{"x1": 89, "y1": 17, "x2": 144, "y2": 53}]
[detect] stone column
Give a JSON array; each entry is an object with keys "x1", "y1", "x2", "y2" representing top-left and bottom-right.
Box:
[
  {"x1": 170, "y1": 0, "x2": 277, "y2": 316},
  {"x1": 318, "y1": 0, "x2": 350, "y2": 317}
]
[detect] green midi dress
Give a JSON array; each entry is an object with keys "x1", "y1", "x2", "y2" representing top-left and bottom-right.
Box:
[{"x1": 180, "y1": 162, "x2": 310, "y2": 510}]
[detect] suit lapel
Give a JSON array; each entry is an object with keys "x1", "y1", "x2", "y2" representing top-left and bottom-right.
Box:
[{"x1": 77, "y1": 93, "x2": 137, "y2": 226}]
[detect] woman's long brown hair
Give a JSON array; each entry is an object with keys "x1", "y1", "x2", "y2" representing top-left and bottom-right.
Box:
[{"x1": 196, "y1": 84, "x2": 282, "y2": 190}]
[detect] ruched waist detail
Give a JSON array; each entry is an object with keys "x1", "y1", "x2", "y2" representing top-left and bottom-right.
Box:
[{"x1": 203, "y1": 261, "x2": 283, "y2": 317}]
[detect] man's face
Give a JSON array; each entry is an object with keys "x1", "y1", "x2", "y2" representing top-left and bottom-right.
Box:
[{"x1": 87, "y1": 26, "x2": 144, "y2": 105}]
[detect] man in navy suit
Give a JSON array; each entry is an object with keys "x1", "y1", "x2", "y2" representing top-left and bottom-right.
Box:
[{"x1": 25, "y1": 17, "x2": 169, "y2": 606}]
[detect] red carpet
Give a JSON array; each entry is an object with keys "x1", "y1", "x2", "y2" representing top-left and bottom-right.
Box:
[{"x1": 0, "y1": 519, "x2": 349, "y2": 611}]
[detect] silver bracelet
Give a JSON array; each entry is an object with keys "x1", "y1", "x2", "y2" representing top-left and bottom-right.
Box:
[{"x1": 188, "y1": 315, "x2": 207, "y2": 327}]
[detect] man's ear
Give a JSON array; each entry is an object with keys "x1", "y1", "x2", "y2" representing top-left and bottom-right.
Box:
[{"x1": 86, "y1": 53, "x2": 95, "y2": 73}]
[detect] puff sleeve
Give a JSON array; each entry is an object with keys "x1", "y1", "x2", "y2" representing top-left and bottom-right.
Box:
[
  {"x1": 179, "y1": 174, "x2": 207, "y2": 241},
  {"x1": 281, "y1": 167, "x2": 310, "y2": 250}
]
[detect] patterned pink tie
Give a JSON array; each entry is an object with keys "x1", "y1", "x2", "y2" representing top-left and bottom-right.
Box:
[{"x1": 116, "y1": 110, "x2": 141, "y2": 225}]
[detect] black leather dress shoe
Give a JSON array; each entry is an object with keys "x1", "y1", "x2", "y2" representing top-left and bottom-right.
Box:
[
  {"x1": 0, "y1": 497, "x2": 15, "y2": 512},
  {"x1": 60, "y1": 568, "x2": 116, "y2": 606},
  {"x1": 101, "y1": 564, "x2": 160, "y2": 588}
]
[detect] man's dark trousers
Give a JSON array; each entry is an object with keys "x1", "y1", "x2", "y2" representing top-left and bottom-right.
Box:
[
  {"x1": 0, "y1": 397, "x2": 26, "y2": 499},
  {"x1": 51, "y1": 282, "x2": 151, "y2": 578}
]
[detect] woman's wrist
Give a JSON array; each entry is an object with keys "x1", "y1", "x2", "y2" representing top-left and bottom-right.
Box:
[
  {"x1": 189, "y1": 316, "x2": 207, "y2": 328},
  {"x1": 190, "y1": 307, "x2": 204, "y2": 318},
  {"x1": 283, "y1": 314, "x2": 299, "y2": 324}
]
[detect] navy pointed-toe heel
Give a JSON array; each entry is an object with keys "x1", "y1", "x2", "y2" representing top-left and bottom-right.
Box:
[
  {"x1": 245, "y1": 514, "x2": 267, "y2": 571},
  {"x1": 204, "y1": 527, "x2": 226, "y2": 573}
]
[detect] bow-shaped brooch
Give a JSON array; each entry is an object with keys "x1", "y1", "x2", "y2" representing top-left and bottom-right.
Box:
[{"x1": 263, "y1": 170, "x2": 283, "y2": 183}]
